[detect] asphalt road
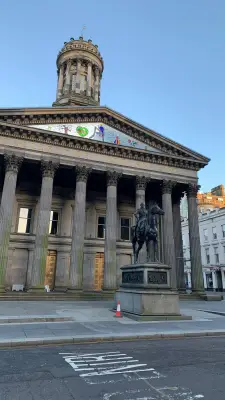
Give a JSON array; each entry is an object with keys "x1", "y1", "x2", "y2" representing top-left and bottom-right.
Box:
[{"x1": 0, "y1": 337, "x2": 225, "y2": 399}]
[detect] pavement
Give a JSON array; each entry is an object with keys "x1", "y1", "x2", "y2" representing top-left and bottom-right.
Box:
[
  {"x1": 0, "y1": 337, "x2": 225, "y2": 399},
  {"x1": 1, "y1": 299, "x2": 225, "y2": 347}
]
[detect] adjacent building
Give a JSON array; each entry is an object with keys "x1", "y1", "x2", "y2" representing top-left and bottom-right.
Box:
[
  {"x1": 182, "y1": 207, "x2": 225, "y2": 291},
  {"x1": 0, "y1": 36, "x2": 210, "y2": 296}
]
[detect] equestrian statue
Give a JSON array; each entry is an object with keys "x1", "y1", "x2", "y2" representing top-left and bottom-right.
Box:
[{"x1": 131, "y1": 202, "x2": 164, "y2": 264}]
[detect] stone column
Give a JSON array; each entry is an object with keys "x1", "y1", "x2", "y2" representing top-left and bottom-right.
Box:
[
  {"x1": 162, "y1": 180, "x2": 177, "y2": 290},
  {"x1": 87, "y1": 62, "x2": 92, "y2": 97},
  {"x1": 31, "y1": 160, "x2": 58, "y2": 289},
  {"x1": 64, "y1": 60, "x2": 71, "y2": 94},
  {"x1": 104, "y1": 171, "x2": 121, "y2": 290},
  {"x1": 75, "y1": 59, "x2": 81, "y2": 94},
  {"x1": 94, "y1": 67, "x2": 100, "y2": 102},
  {"x1": 57, "y1": 64, "x2": 64, "y2": 99},
  {"x1": 0, "y1": 154, "x2": 23, "y2": 291},
  {"x1": 136, "y1": 176, "x2": 148, "y2": 209},
  {"x1": 187, "y1": 184, "x2": 204, "y2": 292},
  {"x1": 135, "y1": 176, "x2": 149, "y2": 262},
  {"x1": 172, "y1": 191, "x2": 186, "y2": 292},
  {"x1": 70, "y1": 166, "x2": 91, "y2": 290}
]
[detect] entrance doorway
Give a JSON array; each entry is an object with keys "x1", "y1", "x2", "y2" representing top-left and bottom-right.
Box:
[
  {"x1": 44, "y1": 250, "x2": 57, "y2": 290},
  {"x1": 94, "y1": 253, "x2": 104, "y2": 291}
]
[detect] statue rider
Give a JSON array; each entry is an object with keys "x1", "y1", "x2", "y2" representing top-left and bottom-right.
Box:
[{"x1": 134, "y1": 203, "x2": 148, "y2": 237}]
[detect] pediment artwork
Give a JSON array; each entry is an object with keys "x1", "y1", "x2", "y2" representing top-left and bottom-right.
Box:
[{"x1": 29, "y1": 122, "x2": 163, "y2": 153}]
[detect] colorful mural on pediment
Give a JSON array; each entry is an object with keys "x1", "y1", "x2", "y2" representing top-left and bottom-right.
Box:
[{"x1": 29, "y1": 122, "x2": 163, "y2": 153}]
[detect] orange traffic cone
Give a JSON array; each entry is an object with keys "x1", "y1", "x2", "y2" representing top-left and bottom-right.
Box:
[{"x1": 115, "y1": 300, "x2": 122, "y2": 318}]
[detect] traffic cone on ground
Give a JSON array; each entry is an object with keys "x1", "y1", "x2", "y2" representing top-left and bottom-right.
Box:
[{"x1": 115, "y1": 300, "x2": 122, "y2": 318}]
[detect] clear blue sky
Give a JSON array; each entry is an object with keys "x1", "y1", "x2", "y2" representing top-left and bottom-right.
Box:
[{"x1": 1, "y1": 0, "x2": 224, "y2": 192}]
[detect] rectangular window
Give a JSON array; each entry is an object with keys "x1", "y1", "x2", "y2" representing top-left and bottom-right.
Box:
[
  {"x1": 120, "y1": 218, "x2": 131, "y2": 241},
  {"x1": 97, "y1": 216, "x2": 106, "y2": 239},
  {"x1": 214, "y1": 247, "x2": 219, "y2": 264},
  {"x1": 49, "y1": 211, "x2": 59, "y2": 235},
  {"x1": 212, "y1": 226, "x2": 217, "y2": 240},
  {"x1": 222, "y1": 224, "x2": 225, "y2": 238},
  {"x1": 17, "y1": 207, "x2": 32, "y2": 233},
  {"x1": 205, "y1": 248, "x2": 210, "y2": 264},
  {"x1": 203, "y1": 229, "x2": 208, "y2": 241}
]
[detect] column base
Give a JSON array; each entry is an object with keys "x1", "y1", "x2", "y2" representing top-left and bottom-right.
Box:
[
  {"x1": 0, "y1": 286, "x2": 6, "y2": 293},
  {"x1": 28, "y1": 286, "x2": 46, "y2": 293}
]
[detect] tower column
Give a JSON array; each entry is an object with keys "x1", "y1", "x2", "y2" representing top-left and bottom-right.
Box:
[
  {"x1": 31, "y1": 160, "x2": 58, "y2": 289},
  {"x1": 87, "y1": 62, "x2": 92, "y2": 97},
  {"x1": 75, "y1": 59, "x2": 81, "y2": 94},
  {"x1": 104, "y1": 171, "x2": 121, "y2": 290},
  {"x1": 0, "y1": 154, "x2": 23, "y2": 291},
  {"x1": 187, "y1": 184, "x2": 204, "y2": 292},
  {"x1": 162, "y1": 180, "x2": 177, "y2": 290},
  {"x1": 172, "y1": 190, "x2": 186, "y2": 292},
  {"x1": 70, "y1": 166, "x2": 91, "y2": 290},
  {"x1": 56, "y1": 64, "x2": 64, "y2": 99},
  {"x1": 94, "y1": 66, "x2": 100, "y2": 102},
  {"x1": 64, "y1": 60, "x2": 71, "y2": 94}
]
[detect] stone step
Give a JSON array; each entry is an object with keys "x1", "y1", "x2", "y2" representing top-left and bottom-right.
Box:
[{"x1": 0, "y1": 291, "x2": 114, "y2": 301}]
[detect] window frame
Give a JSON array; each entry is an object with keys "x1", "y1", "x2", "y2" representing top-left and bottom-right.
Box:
[
  {"x1": 205, "y1": 248, "x2": 210, "y2": 265},
  {"x1": 16, "y1": 206, "x2": 34, "y2": 234},
  {"x1": 120, "y1": 217, "x2": 131, "y2": 241},
  {"x1": 212, "y1": 226, "x2": 217, "y2": 240},
  {"x1": 97, "y1": 215, "x2": 106, "y2": 239},
  {"x1": 214, "y1": 247, "x2": 219, "y2": 264},
  {"x1": 203, "y1": 228, "x2": 208, "y2": 241},
  {"x1": 49, "y1": 210, "x2": 60, "y2": 236},
  {"x1": 222, "y1": 224, "x2": 225, "y2": 238}
]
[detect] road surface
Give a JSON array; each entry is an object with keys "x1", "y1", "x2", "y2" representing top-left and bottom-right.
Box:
[{"x1": 0, "y1": 337, "x2": 224, "y2": 399}]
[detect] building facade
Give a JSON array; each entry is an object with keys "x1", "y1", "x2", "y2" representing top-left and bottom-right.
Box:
[
  {"x1": 0, "y1": 37, "x2": 209, "y2": 295},
  {"x1": 182, "y1": 208, "x2": 225, "y2": 291}
]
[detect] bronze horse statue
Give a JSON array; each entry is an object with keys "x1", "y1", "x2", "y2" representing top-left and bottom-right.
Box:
[{"x1": 131, "y1": 203, "x2": 164, "y2": 263}]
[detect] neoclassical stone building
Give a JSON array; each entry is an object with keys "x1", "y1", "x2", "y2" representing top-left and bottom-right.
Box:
[{"x1": 0, "y1": 36, "x2": 209, "y2": 296}]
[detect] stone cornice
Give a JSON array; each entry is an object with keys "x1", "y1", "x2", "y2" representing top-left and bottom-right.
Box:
[
  {"x1": 0, "y1": 106, "x2": 209, "y2": 165},
  {"x1": 0, "y1": 122, "x2": 205, "y2": 171}
]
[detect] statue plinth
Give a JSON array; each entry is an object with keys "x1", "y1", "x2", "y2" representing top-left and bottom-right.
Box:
[{"x1": 114, "y1": 262, "x2": 191, "y2": 321}]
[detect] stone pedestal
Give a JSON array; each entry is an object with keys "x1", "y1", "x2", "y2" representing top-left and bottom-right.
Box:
[{"x1": 114, "y1": 263, "x2": 190, "y2": 321}]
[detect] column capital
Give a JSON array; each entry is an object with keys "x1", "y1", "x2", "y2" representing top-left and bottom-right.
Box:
[
  {"x1": 162, "y1": 180, "x2": 175, "y2": 195},
  {"x1": 4, "y1": 153, "x2": 23, "y2": 173},
  {"x1": 75, "y1": 165, "x2": 92, "y2": 182},
  {"x1": 41, "y1": 160, "x2": 59, "y2": 178},
  {"x1": 106, "y1": 170, "x2": 122, "y2": 186},
  {"x1": 187, "y1": 183, "x2": 201, "y2": 198},
  {"x1": 136, "y1": 175, "x2": 150, "y2": 190},
  {"x1": 173, "y1": 185, "x2": 185, "y2": 204}
]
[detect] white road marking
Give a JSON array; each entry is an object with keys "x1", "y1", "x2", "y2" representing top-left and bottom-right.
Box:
[{"x1": 60, "y1": 350, "x2": 204, "y2": 399}]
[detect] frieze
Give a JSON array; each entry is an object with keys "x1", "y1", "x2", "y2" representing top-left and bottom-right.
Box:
[
  {"x1": 148, "y1": 271, "x2": 167, "y2": 285},
  {"x1": 0, "y1": 124, "x2": 204, "y2": 171},
  {"x1": 122, "y1": 271, "x2": 144, "y2": 284}
]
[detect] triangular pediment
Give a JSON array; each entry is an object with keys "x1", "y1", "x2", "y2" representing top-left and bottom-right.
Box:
[
  {"x1": 28, "y1": 122, "x2": 165, "y2": 154},
  {"x1": 0, "y1": 105, "x2": 210, "y2": 168}
]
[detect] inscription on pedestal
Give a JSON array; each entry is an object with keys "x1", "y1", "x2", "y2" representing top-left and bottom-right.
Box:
[
  {"x1": 148, "y1": 271, "x2": 167, "y2": 285},
  {"x1": 122, "y1": 271, "x2": 144, "y2": 284}
]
